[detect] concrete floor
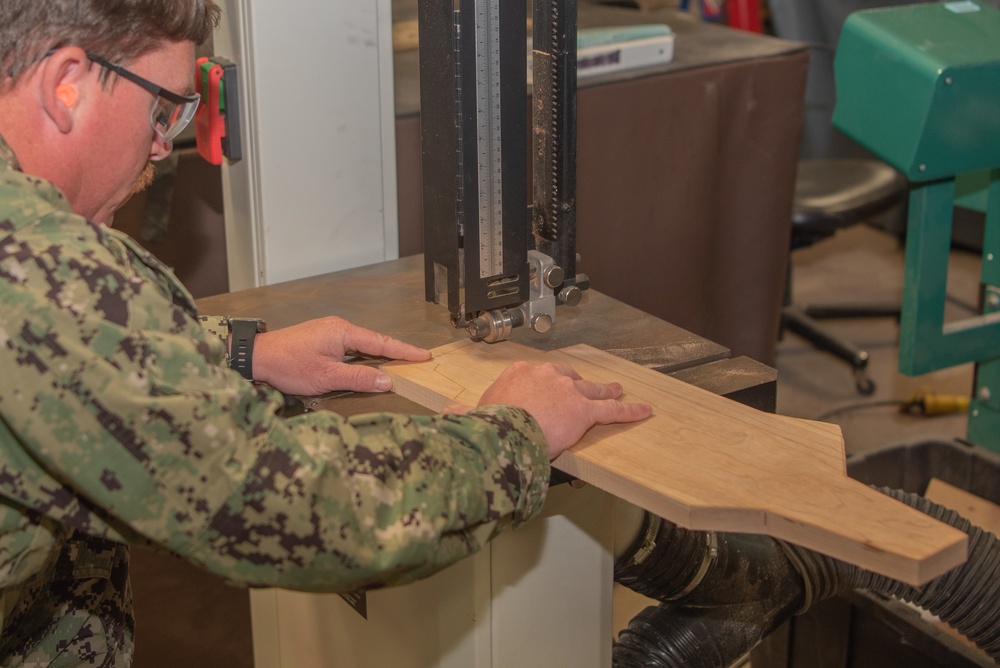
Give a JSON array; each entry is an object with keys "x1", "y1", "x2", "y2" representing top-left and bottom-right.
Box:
[{"x1": 776, "y1": 223, "x2": 980, "y2": 458}]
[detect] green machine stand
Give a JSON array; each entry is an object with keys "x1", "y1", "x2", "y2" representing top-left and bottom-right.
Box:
[{"x1": 833, "y1": 0, "x2": 1000, "y2": 452}]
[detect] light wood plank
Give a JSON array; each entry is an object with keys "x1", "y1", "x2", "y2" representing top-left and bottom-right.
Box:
[
  {"x1": 384, "y1": 340, "x2": 969, "y2": 586},
  {"x1": 925, "y1": 479, "x2": 1000, "y2": 536}
]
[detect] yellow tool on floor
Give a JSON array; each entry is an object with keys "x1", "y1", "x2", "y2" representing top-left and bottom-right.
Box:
[{"x1": 905, "y1": 389, "x2": 972, "y2": 416}]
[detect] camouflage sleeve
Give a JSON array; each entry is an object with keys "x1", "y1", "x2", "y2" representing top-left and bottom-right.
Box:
[
  {"x1": 184, "y1": 402, "x2": 550, "y2": 591},
  {"x1": 197, "y1": 315, "x2": 230, "y2": 349},
  {"x1": 0, "y1": 211, "x2": 551, "y2": 594}
]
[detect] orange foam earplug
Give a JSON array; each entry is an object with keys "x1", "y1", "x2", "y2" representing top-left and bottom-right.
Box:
[{"x1": 56, "y1": 84, "x2": 78, "y2": 107}]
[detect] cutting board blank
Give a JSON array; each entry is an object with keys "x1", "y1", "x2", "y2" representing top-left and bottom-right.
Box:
[{"x1": 384, "y1": 340, "x2": 967, "y2": 586}]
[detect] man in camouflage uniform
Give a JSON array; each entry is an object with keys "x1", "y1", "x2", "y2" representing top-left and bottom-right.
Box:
[{"x1": 0, "y1": 1, "x2": 651, "y2": 665}]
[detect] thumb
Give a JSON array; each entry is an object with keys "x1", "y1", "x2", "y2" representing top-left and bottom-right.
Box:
[{"x1": 334, "y1": 364, "x2": 393, "y2": 393}]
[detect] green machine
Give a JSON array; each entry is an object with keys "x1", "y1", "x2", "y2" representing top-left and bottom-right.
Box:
[{"x1": 833, "y1": 0, "x2": 1000, "y2": 452}]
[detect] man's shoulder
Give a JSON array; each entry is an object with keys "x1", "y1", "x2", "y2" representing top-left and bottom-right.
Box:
[{"x1": 0, "y1": 170, "x2": 83, "y2": 238}]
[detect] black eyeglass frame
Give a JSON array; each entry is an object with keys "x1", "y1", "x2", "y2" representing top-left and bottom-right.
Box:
[{"x1": 86, "y1": 53, "x2": 199, "y2": 106}]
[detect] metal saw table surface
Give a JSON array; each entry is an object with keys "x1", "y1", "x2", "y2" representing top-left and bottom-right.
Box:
[{"x1": 195, "y1": 255, "x2": 776, "y2": 414}]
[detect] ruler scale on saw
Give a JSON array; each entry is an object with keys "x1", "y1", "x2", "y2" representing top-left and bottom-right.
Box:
[{"x1": 475, "y1": 0, "x2": 505, "y2": 279}]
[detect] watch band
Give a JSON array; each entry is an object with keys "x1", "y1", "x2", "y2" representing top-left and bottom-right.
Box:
[{"x1": 230, "y1": 318, "x2": 265, "y2": 381}]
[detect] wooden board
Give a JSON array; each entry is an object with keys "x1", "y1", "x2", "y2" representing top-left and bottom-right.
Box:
[
  {"x1": 391, "y1": 20, "x2": 419, "y2": 53},
  {"x1": 384, "y1": 340, "x2": 968, "y2": 586},
  {"x1": 914, "y1": 479, "x2": 999, "y2": 652},
  {"x1": 925, "y1": 478, "x2": 1000, "y2": 536}
]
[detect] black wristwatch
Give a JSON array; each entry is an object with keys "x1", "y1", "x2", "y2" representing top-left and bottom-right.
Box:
[{"x1": 229, "y1": 318, "x2": 266, "y2": 381}]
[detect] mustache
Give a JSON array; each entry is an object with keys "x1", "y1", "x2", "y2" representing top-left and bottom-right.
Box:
[{"x1": 132, "y1": 161, "x2": 158, "y2": 194}]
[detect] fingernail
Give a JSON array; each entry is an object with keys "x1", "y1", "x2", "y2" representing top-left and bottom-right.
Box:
[{"x1": 374, "y1": 374, "x2": 392, "y2": 392}]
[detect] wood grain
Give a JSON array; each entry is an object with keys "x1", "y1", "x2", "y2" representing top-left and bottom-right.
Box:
[
  {"x1": 925, "y1": 479, "x2": 1000, "y2": 536},
  {"x1": 384, "y1": 340, "x2": 968, "y2": 586}
]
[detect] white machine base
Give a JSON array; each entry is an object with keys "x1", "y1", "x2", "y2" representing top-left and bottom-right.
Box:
[{"x1": 250, "y1": 483, "x2": 650, "y2": 667}]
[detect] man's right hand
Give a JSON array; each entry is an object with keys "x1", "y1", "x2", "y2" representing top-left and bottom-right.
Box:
[
  {"x1": 445, "y1": 361, "x2": 652, "y2": 460},
  {"x1": 252, "y1": 316, "x2": 431, "y2": 396}
]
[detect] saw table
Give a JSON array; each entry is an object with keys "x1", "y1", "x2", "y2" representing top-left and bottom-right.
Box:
[{"x1": 196, "y1": 254, "x2": 778, "y2": 414}]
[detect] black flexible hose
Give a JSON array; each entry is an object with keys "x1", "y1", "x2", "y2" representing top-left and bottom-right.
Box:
[
  {"x1": 614, "y1": 513, "x2": 805, "y2": 668},
  {"x1": 783, "y1": 487, "x2": 1000, "y2": 660},
  {"x1": 613, "y1": 604, "x2": 777, "y2": 668},
  {"x1": 613, "y1": 488, "x2": 1000, "y2": 667},
  {"x1": 615, "y1": 514, "x2": 803, "y2": 608}
]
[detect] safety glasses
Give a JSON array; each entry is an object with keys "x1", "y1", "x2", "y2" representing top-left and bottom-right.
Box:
[{"x1": 87, "y1": 53, "x2": 201, "y2": 143}]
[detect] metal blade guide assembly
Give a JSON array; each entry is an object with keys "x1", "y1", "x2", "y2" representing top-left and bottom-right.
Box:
[{"x1": 419, "y1": 0, "x2": 586, "y2": 343}]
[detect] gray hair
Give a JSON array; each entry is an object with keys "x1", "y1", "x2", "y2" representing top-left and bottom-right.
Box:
[{"x1": 1, "y1": 0, "x2": 221, "y2": 81}]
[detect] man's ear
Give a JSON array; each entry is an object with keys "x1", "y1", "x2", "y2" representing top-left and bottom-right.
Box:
[{"x1": 39, "y1": 47, "x2": 91, "y2": 134}]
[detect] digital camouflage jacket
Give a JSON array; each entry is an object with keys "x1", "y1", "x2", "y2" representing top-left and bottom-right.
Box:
[{"x1": 0, "y1": 134, "x2": 550, "y2": 599}]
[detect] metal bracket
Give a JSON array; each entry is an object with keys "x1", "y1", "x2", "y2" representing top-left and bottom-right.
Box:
[{"x1": 898, "y1": 169, "x2": 1000, "y2": 376}]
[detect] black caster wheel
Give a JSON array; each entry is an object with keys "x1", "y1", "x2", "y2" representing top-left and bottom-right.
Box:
[{"x1": 854, "y1": 370, "x2": 876, "y2": 396}]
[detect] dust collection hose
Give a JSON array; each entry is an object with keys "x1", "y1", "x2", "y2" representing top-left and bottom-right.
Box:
[{"x1": 612, "y1": 487, "x2": 1000, "y2": 667}]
